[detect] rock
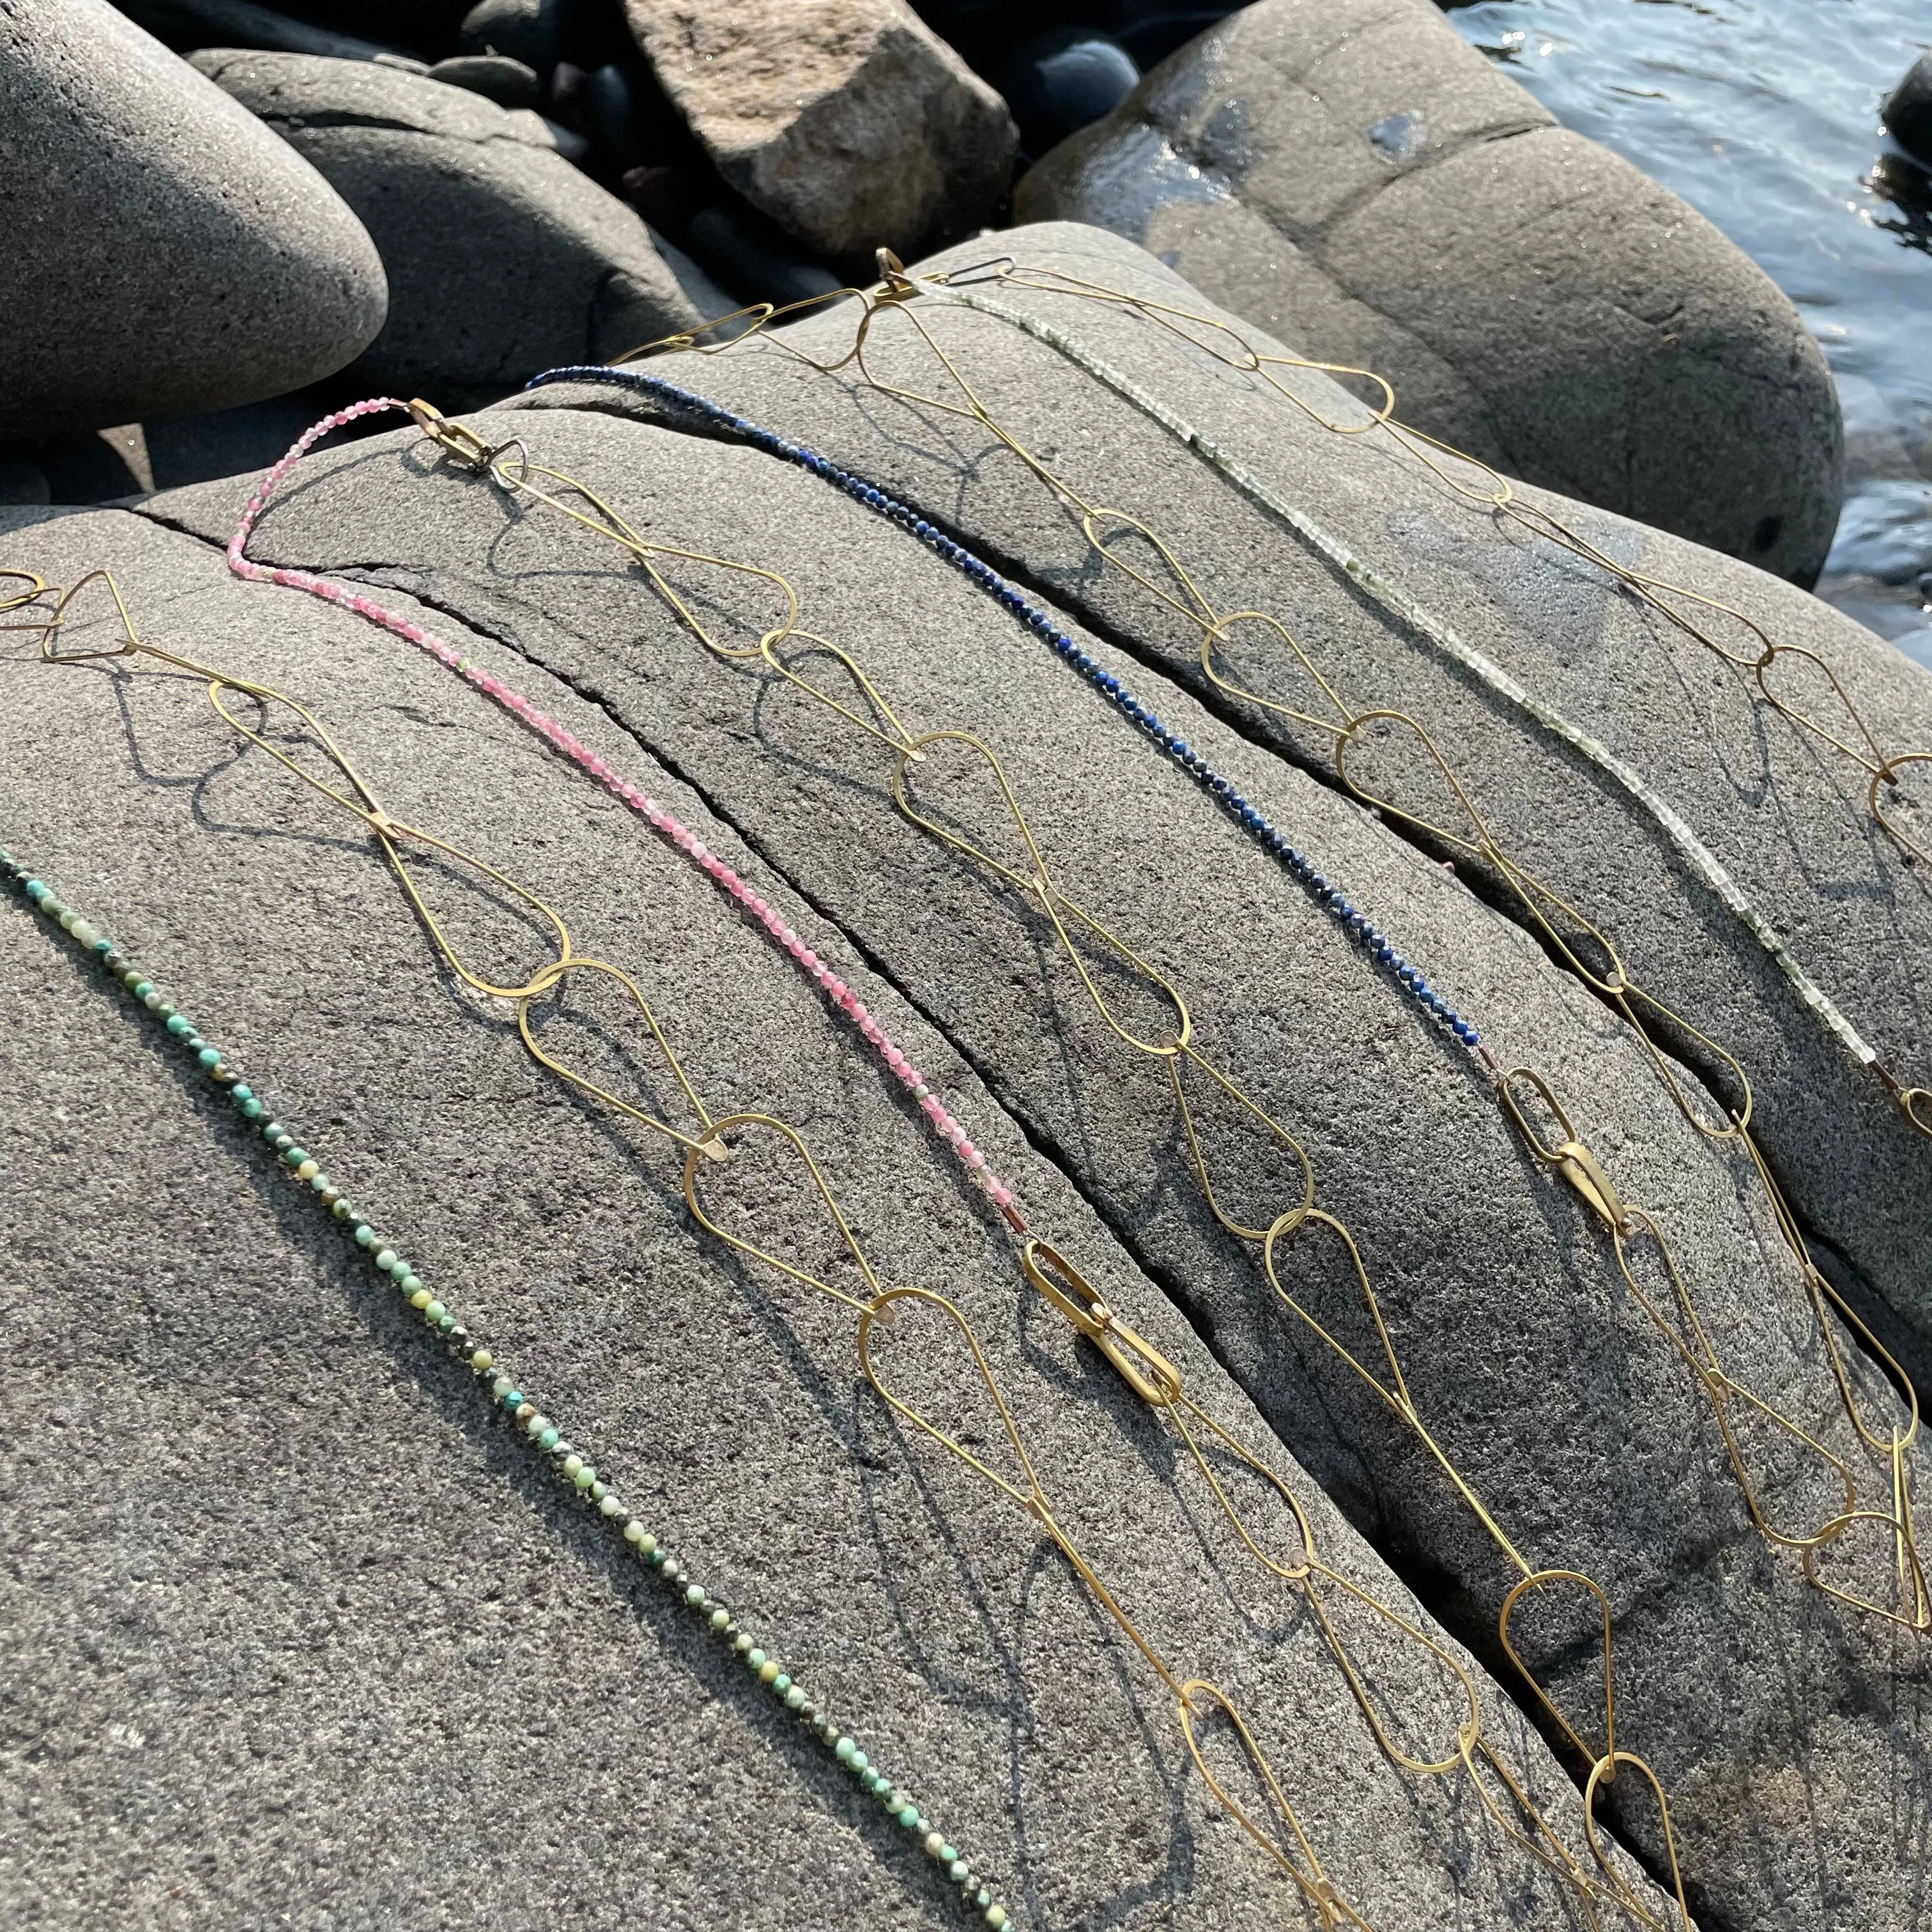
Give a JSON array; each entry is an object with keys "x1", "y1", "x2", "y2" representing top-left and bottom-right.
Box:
[
  {"x1": 0, "y1": 1, "x2": 387, "y2": 440},
  {"x1": 647, "y1": 224, "x2": 745, "y2": 329},
  {"x1": 1107, "y1": 1, "x2": 1246, "y2": 70},
  {"x1": 191, "y1": 49, "x2": 697, "y2": 401},
  {"x1": 113, "y1": 0, "x2": 429, "y2": 67},
  {"x1": 0, "y1": 454, "x2": 50, "y2": 506},
  {"x1": 583, "y1": 61, "x2": 651, "y2": 171},
  {"x1": 479, "y1": 221, "x2": 1932, "y2": 1928},
  {"x1": 686, "y1": 204, "x2": 845, "y2": 309},
  {"x1": 0, "y1": 496, "x2": 1669, "y2": 1930},
  {"x1": 1883, "y1": 52, "x2": 1932, "y2": 169},
  {"x1": 459, "y1": 0, "x2": 564, "y2": 70},
  {"x1": 622, "y1": 0, "x2": 1017, "y2": 266},
  {"x1": 1015, "y1": 0, "x2": 1844, "y2": 585},
  {"x1": 427, "y1": 52, "x2": 543, "y2": 109},
  {"x1": 993, "y1": 27, "x2": 1140, "y2": 162}
]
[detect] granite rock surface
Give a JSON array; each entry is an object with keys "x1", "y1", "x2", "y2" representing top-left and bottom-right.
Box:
[
  {"x1": 0, "y1": 504, "x2": 1666, "y2": 1930},
  {"x1": 124, "y1": 367, "x2": 1932, "y2": 1929},
  {"x1": 192, "y1": 49, "x2": 696, "y2": 402},
  {"x1": 1015, "y1": 0, "x2": 1844, "y2": 585},
  {"x1": 0, "y1": 0, "x2": 387, "y2": 440},
  {"x1": 622, "y1": 0, "x2": 1017, "y2": 266}
]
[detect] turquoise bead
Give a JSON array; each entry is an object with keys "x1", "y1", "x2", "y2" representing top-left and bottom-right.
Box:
[
  {"x1": 166, "y1": 1015, "x2": 192, "y2": 1037},
  {"x1": 503, "y1": 1389, "x2": 523, "y2": 1409},
  {"x1": 239, "y1": 1098, "x2": 263, "y2": 1119},
  {"x1": 538, "y1": 1427, "x2": 558, "y2": 1450},
  {"x1": 283, "y1": 1146, "x2": 306, "y2": 1167},
  {"x1": 898, "y1": 1807, "x2": 919, "y2": 1829},
  {"x1": 262, "y1": 1121, "x2": 283, "y2": 1140},
  {"x1": 836, "y1": 1737, "x2": 857, "y2": 1763},
  {"x1": 197, "y1": 1047, "x2": 220, "y2": 1069},
  {"x1": 24, "y1": 878, "x2": 47, "y2": 901},
  {"x1": 353, "y1": 1225, "x2": 374, "y2": 1246}
]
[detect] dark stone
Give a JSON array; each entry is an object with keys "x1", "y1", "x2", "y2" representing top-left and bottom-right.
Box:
[
  {"x1": 112, "y1": 0, "x2": 429, "y2": 66},
  {"x1": 1883, "y1": 51, "x2": 1932, "y2": 169},
  {"x1": 1016, "y1": 0, "x2": 1845, "y2": 585},
  {"x1": 0, "y1": 454, "x2": 51, "y2": 507},
  {"x1": 583, "y1": 62, "x2": 652, "y2": 170},
  {"x1": 458, "y1": 0, "x2": 565, "y2": 69},
  {"x1": 427, "y1": 52, "x2": 542, "y2": 108},
  {"x1": 192, "y1": 49, "x2": 696, "y2": 399},
  {"x1": 993, "y1": 28, "x2": 1140, "y2": 162},
  {"x1": 686, "y1": 204, "x2": 846, "y2": 309},
  {"x1": 1104, "y1": 0, "x2": 1245, "y2": 70}
]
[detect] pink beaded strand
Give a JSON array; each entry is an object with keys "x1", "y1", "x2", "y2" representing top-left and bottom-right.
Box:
[{"x1": 226, "y1": 401, "x2": 1025, "y2": 1227}]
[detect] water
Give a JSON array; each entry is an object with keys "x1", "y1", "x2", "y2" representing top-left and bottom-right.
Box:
[{"x1": 1446, "y1": 0, "x2": 1932, "y2": 668}]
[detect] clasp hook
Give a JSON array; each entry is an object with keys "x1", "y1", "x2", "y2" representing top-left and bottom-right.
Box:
[
  {"x1": 408, "y1": 398, "x2": 500, "y2": 470},
  {"x1": 1497, "y1": 1065, "x2": 1633, "y2": 1235},
  {"x1": 1022, "y1": 1238, "x2": 1182, "y2": 1406}
]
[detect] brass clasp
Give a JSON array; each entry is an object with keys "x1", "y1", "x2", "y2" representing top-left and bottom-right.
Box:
[
  {"x1": 408, "y1": 398, "x2": 498, "y2": 469},
  {"x1": 1022, "y1": 1238, "x2": 1182, "y2": 1406},
  {"x1": 1497, "y1": 1065, "x2": 1632, "y2": 1235}
]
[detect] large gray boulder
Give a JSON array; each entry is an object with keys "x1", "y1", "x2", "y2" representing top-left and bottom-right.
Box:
[
  {"x1": 1015, "y1": 0, "x2": 1843, "y2": 585},
  {"x1": 191, "y1": 50, "x2": 697, "y2": 402},
  {"x1": 0, "y1": 0, "x2": 386, "y2": 439},
  {"x1": 0, "y1": 502, "x2": 1665, "y2": 1929},
  {"x1": 623, "y1": 0, "x2": 1018, "y2": 268},
  {"x1": 127, "y1": 353, "x2": 1932, "y2": 1923}
]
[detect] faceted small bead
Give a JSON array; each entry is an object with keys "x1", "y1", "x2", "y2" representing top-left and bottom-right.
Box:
[
  {"x1": 599, "y1": 1493, "x2": 623, "y2": 1517},
  {"x1": 424, "y1": 1300, "x2": 446, "y2": 1322},
  {"x1": 375, "y1": 1248, "x2": 398, "y2": 1272},
  {"x1": 590, "y1": 1479, "x2": 608, "y2": 1501},
  {"x1": 410, "y1": 1289, "x2": 432, "y2": 1310},
  {"x1": 712, "y1": 1608, "x2": 732, "y2": 1632},
  {"x1": 772, "y1": 1673, "x2": 791, "y2": 1695},
  {"x1": 784, "y1": 1683, "x2": 806, "y2": 1708},
  {"x1": 758, "y1": 1660, "x2": 780, "y2": 1685},
  {"x1": 197, "y1": 1046, "x2": 220, "y2": 1068},
  {"x1": 295, "y1": 1158, "x2": 319, "y2": 1180},
  {"x1": 399, "y1": 1273, "x2": 422, "y2": 1295},
  {"x1": 471, "y1": 1350, "x2": 493, "y2": 1372},
  {"x1": 951, "y1": 1861, "x2": 970, "y2": 1884},
  {"x1": 924, "y1": 1833, "x2": 945, "y2": 1857},
  {"x1": 987, "y1": 1908, "x2": 1008, "y2": 1928},
  {"x1": 573, "y1": 1466, "x2": 596, "y2": 1489},
  {"x1": 749, "y1": 1650, "x2": 767, "y2": 1671},
  {"x1": 355, "y1": 1225, "x2": 376, "y2": 1246}
]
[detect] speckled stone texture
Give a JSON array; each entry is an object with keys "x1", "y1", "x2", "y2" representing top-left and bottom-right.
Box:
[
  {"x1": 0, "y1": 506, "x2": 1665, "y2": 1931},
  {"x1": 190, "y1": 50, "x2": 696, "y2": 404},
  {"x1": 622, "y1": 0, "x2": 1017, "y2": 268},
  {"x1": 0, "y1": 0, "x2": 387, "y2": 440},
  {"x1": 1015, "y1": 0, "x2": 1843, "y2": 585},
  {"x1": 118, "y1": 365, "x2": 1932, "y2": 1928}
]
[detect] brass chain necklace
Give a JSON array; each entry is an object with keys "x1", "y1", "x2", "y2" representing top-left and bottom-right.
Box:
[{"x1": 8, "y1": 562, "x2": 1667, "y2": 1932}]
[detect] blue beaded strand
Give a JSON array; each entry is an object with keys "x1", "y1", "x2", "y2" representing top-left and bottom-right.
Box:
[{"x1": 526, "y1": 364, "x2": 1482, "y2": 1056}]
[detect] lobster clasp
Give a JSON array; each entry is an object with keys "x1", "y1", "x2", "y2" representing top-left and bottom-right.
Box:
[
  {"x1": 408, "y1": 398, "x2": 498, "y2": 469},
  {"x1": 1497, "y1": 1066, "x2": 1632, "y2": 1235},
  {"x1": 1022, "y1": 1238, "x2": 1182, "y2": 1406}
]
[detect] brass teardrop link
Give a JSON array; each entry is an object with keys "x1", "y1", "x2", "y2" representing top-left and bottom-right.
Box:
[{"x1": 18, "y1": 571, "x2": 1670, "y2": 1931}]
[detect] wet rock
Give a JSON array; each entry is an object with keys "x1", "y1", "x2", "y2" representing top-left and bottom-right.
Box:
[
  {"x1": 646, "y1": 226, "x2": 743, "y2": 329},
  {"x1": 0, "y1": 495, "x2": 1669, "y2": 1931},
  {"x1": 622, "y1": 0, "x2": 1017, "y2": 266},
  {"x1": 458, "y1": 0, "x2": 564, "y2": 70},
  {"x1": 192, "y1": 49, "x2": 696, "y2": 401},
  {"x1": 427, "y1": 52, "x2": 543, "y2": 109},
  {"x1": 496, "y1": 217, "x2": 1932, "y2": 1928},
  {"x1": 1016, "y1": 0, "x2": 1844, "y2": 584},
  {"x1": 114, "y1": 0, "x2": 429, "y2": 66},
  {"x1": 993, "y1": 27, "x2": 1140, "y2": 162},
  {"x1": 1883, "y1": 51, "x2": 1932, "y2": 169},
  {"x1": 0, "y1": 0, "x2": 387, "y2": 440},
  {"x1": 583, "y1": 61, "x2": 652, "y2": 171}
]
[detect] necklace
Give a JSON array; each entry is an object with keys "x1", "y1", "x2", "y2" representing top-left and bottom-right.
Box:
[
  {"x1": 0, "y1": 827, "x2": 1011, "y2": 1929},
  {"x1": 9, "y1": 564, "x2": 1657, "y2": 1931}
]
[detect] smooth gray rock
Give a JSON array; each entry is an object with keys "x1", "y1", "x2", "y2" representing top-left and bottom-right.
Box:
[
  {"x1": 0, "y1": 503, "x2": 1660, "y2": 1930},
  {"x1": 1883, "y1": 52, "x2": 1932, "y2": 167},
  {"x1": 459, "y1": 0, "x2": 565, "y2": 71},
  {"x1": 623, "y1": 0, "x2": 1018, "y2": 267},
  {"x1": 0, "y1": 0, "x2": 387, "y2": 440},
  {"x1": 192, "y1": 49, "x2": 697, "y2": 402},
  {"x1": 1015, "y1": 0, "x2": 1844, "y2": 585},
  {"x1": 428, "y1": 52, "x2": 544, "y2": 109},
  {"x1": 137, "y1": 363, "x2": 1932, "y2": 1925}
]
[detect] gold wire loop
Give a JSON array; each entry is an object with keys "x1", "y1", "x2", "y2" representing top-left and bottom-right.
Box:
[
  {"x1": 1022, "y1": 1237, "x2": 1183, "y2": 1405},
  {"x1": 0, "y1": 567, "x2": 47, "y2": 614}
]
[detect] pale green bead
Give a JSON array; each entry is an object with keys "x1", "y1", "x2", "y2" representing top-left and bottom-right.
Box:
[
  {"x1": 399, "y1": 1273, "x2": 422, "y2": 1295},
  {"x1": 562, "y1": 1454, "x2": 583, "y2": 1477},
  {"x1": 986, "y1": 1908, "x2": 1008, "y2": 1928},
  {"x1": 622, "y1": 1519, "x2": 647, "y2": 1545},
  {"x1": 424, "y1": 1300, "x2": 446, "y2": 1322},
  {"x1": 572, "y1": 1466, "x2": 595, "y2": 1490},
  {"x1": 598, "y1": 1494, "x2": 622, "y2": 1517},
  {"x1": 836, "y1": 1737, "x2": 857, "y2": 1763}
]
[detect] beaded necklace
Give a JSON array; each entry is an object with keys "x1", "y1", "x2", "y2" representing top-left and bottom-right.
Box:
[
  {"x1": 8, "y1": 565, "x2": 1652, "y2": 1931},
  {"x1": 0, "y1": 831, "x2": 1009, "y2": 1928}
]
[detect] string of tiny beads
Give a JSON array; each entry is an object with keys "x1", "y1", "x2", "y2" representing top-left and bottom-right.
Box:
[
  {"x1": 0, "y1": 843, "x2": 1011, "y2": 1931},
  {"x1": 224, "y1": 400, "x2": 1023, "y2": 1226},
  {"x1": 526, "y1": 363, "x2": 1485, "y2": 1062}
]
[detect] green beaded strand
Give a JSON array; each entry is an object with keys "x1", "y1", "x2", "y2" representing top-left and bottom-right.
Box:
[{"x1": 1, "y1": 848, "x2": 1009, "y2": 1931}]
